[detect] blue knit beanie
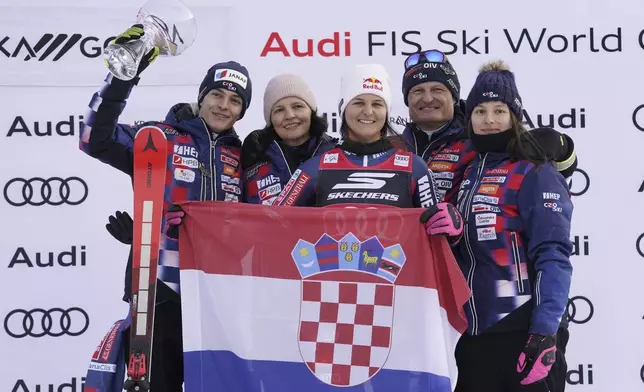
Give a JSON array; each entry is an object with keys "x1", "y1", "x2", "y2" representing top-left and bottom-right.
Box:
[
  {"x1": 465, "y1": 60, "x2": 523, "y2": 120},
  {"x1": 198, "y1": 61, "x2": 252, "y2": 119}
]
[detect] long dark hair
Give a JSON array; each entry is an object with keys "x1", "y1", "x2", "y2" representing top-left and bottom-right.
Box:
[{"x1": 466, "y1": 112, "x2": 547, "y2": 165}]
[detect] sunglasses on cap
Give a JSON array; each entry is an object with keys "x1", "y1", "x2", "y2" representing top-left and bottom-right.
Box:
[{"x1": 404, "y1": 50, "x2": 446, "y2": 69}]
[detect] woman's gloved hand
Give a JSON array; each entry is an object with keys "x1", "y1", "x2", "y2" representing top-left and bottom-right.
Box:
[
  {"x1": 419, "y1": 202, "x2": 463, "y2": 245},
  {"x1": 517, "y1": 333, "x2": 558, "y2": 385}
]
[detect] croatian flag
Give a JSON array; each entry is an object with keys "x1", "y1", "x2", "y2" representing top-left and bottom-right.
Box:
[{"x1": 178, "y1": 202, "x2": 471, "y2": 392}]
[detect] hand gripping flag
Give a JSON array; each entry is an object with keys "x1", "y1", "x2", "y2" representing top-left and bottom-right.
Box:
[{"x1": 178, "y1": 202, "x2": 471, "y2": 392}]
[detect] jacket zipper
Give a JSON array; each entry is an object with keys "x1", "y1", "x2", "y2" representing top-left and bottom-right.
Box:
[
  {"x1": 274, "y1": 140, "x2": 293, "y2": 177},
  {"x1": 511, "y1": 232, "x2": 524, "y2": 293},
  {"x1": 462, "y1": 153, "x2": 488, "y2": 335},
  {"x1": 200, "y1": 118, "x2": 216, "y2": 201}
]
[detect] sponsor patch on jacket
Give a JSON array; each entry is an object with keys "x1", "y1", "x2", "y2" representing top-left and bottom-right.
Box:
[
  {"x1": 477, "y1": 227, "x2": 497, "y2": 241},
  {"x1": 429, "y1": 161, "x2": 453, "y2": 171},
  {"x1": 433, "y1": 171, "x2": 455, "y2": 180},
  {"x1": 323, "y1": 153, "x2": 339, "y2": 164},
  {"x1": 221, "y1": 175, "x2": 240, "y2": 185},
  {"x1": 221, "y1": 154, "x2": 239, "y2": 168},
  {"x1": 257, "y1": 175, "x2": 280, "y2": 189},
  {"x1": 222, "y1": 183, "x2": 241, "y2": 195},
  {"x1": 434, "y1": 179, "x2": 453, "y2": 189},
  {"x1": 433, "y1": 153, "x2": 460, "y2": 162},
  {"x1": 174, "y1": 168, "x2": 195, "y2": 183},
  {"x1": 472, "y1": 204, "x2": 501, "y2": 213},
  {"x1": 223, "y1": 165, "x2": 236, "y2": 176},
  {"x1": 224, "y1": 193, "x2": 239, "y2": 202},
  {"x1": 478, "y1": 184, "x2": 499, "y2": 195},
  {"x1": 394, "y1": 154, "x2": 410, "y2": 167},
  {"x1": 259, "y1": 184, "x2": 282, "y2": 200},
  {"x1": 543, "y1": 192, "x2": 560, "y2": 200},
  {"x1": 173, "y1": 154, "x2": 198, "y2": 169},
  {"x1": 485, "y1": 168, "x2": 509, "y2": 175},
  {"x1": 481, "y1": 176, "x2": 506, "y2": 183},
  {"x1": 473, "y1": 195, "x2": 499, "y2": 204},
  {"x1": 174, "y1": 145, "x2": 198, "y2": 158},
  {"x1": 244, "y1": 162, "x2": 265, "y2": 179},
  {"x1": 220, "y1": 147, "x2": 239, "y2": 158},
  {"x1": 475, "y1": 213, "x2": 497, "y2": 226},
  {"x1": 543, "y1": 202, "x2": 562, "y2": 212}
]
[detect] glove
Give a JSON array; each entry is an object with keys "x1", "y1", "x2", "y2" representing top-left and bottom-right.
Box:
[
  {"x1": 164, "y1": 204, "x2": 185, "y2": 240},
  {"x1": 168, "y1": 102, "x2": 198, "y2": 122},
  {"x1": 105, "y1": 211, "x2": 133, "y2": 245},
  {"x1": 529, "y1": 127, "x2": 578, "y2": 179},
  {"x1": 419, "y1": 203, "x2": 463, "y2": 244},
  {"x1": 517, "y1": 333, "x2": 557, "y2": 385},
  {"x1": 108, "y1": 24, "x2": 159, "y2": 77}
]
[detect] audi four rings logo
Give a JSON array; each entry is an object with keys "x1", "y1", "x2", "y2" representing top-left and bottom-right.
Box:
[
  {"x1": 637, "y1": 233, "x2": 644, "y2": 259},
  {"x1": 566, "y1": 296, "x2": 594, "y2": 324},
  {"x1": 4, "y1": 307, "x2": 89, "y2": 338},
  {"x1": 567, "y1": 168, "x2": 590, "y2": 197},
  {"x1": 632, "y1": 104, "x2": 644, "y2": 132},
  {"x1": 3, "y1": 177, "x2": 88, "y2": 206}
]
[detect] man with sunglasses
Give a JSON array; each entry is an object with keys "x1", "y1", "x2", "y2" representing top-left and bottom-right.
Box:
[{"x1": 400, "y1": 49, "x2": 578, "y2": 204}]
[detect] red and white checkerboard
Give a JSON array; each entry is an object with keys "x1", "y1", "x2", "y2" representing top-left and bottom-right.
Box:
[{"x1": 298, "y1": 279, "x2": 395, "y2": 387}]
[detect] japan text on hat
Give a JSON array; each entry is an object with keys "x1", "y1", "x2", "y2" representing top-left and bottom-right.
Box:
[{"x1": 198, "y1": 61, "x2": 253, "y2": 119}]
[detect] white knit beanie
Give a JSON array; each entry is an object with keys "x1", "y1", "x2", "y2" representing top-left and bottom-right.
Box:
[
  {"x1": 338, "y1": 64, "x2": 392, "y2": 117},
  {"x1": 263, "y1": 74, "x2": 317, "y2": 124}
]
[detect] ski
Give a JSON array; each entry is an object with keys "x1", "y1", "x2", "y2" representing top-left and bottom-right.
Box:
[{"x1": 124, "y1": 125, "x2": 168, "y2": 392}]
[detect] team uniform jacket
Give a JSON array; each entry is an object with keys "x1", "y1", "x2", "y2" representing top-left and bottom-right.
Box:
[
  {"x1": 454, "y1": 152, "x2": 573, "y2": 336},
  {"x1": 272, "y1": 147, "x2": 439, "y2": 208},
  {"x1": 78, "y1": 73, "x2": 243, "y2": 294},
  {"x1": 243, "y1": 133, "x2": 337, "y2": 205},
  {"x1": 401, "y1": 123, "x2": 476, "y2": 206}
]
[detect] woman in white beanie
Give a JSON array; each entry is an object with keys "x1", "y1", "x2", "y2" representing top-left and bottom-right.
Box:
[
  {"x1": 272, "y1": 64, "x2": 464, "y2": 241},
  {"x1": 241, "y1": 74, "x2": 338, "y2": 205}
]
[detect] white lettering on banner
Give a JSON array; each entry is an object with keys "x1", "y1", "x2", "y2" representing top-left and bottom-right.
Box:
[
  {"x1": 472, "y1": 195, "x2": 499, "y2": 204},
  {"x1": 418, "y1": 175, "x2": 436, "y2": 208},
  {"x1": 174, "y1": 145, "x2": 198, "y2": 158},
  {"x1": 475, "y1": 213, "x2": 497, "y2": 226},
  {"x1": 332, "y1": 173, "x2": 395, "y2": 190},
  {"x1": 214, "y1": 69, "x2": 248, "y2": 89}
]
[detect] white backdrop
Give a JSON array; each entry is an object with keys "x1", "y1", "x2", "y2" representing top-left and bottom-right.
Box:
[{"x1": 1, "y1": 0, "x2": 644, "y2": 390}]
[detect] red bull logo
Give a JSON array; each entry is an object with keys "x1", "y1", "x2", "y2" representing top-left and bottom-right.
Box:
[{"x1": 362, "y1": 77, "x2": 383, "y2": 91}]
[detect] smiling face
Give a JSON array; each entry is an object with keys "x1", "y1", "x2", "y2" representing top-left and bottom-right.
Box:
[
  {"x1": 198, "y1": 88, "x2": 243, "y2": 132},
  {"x1": 470, "y1": 101, "x2": 512, "y2": 135},
  {"x1": 407, "y1": 81, "x2": 454, "y2": 130},
  {"x1": 343, "y1": 94, "x2": 387, "y2": 143},
  {"x1": 270, "y1": 97, "x2": 313, "y2": 146}
]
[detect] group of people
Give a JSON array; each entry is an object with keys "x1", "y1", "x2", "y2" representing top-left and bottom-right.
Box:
[{"x1": 80, "y1": 24, "x2": 578, "y2": 392}]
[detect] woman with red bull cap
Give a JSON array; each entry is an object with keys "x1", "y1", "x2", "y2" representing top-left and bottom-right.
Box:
[{"x1": 271, "y1": 64, "x2": 463, "y2": 243}]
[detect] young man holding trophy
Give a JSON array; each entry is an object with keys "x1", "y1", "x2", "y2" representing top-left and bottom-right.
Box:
[{"x1": 80, "y1": 11, "x2": 252, "y2": 390}]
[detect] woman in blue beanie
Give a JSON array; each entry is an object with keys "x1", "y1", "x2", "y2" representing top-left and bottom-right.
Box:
[{"x1": 454, "y1": 60, "x2": 573, "y2": 392}]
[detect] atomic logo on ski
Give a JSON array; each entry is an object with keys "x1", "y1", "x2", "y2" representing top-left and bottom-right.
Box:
[{"x1": 142, "y1": 131, "x2": 159, "y2": 153}]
